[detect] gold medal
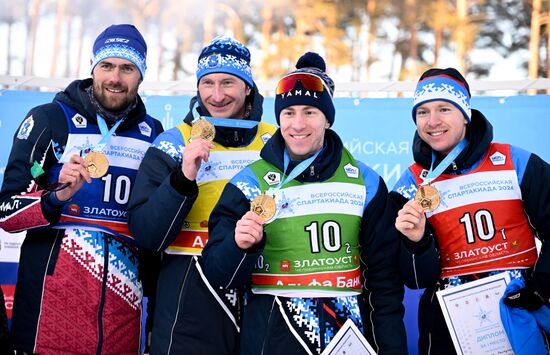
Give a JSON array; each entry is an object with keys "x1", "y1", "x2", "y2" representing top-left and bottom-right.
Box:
[
  {"x1": 190, "y1": 118, "x2": 215, "y2": 142},
  {"x1": 85, "y1": 151, "x2": 109, "y2": 178},
  {"x1": 250, "y1": 194, "x2": 277, "y2": 222},
  {"x1": 414, "y1": 185, "x2": 440, "y2": 212}
]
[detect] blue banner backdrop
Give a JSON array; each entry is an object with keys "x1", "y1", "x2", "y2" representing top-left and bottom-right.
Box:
[{"x1": 1, "y1": 90, "x2": 549, "y2": 354}]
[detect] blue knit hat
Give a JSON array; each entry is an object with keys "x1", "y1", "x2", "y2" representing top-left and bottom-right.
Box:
[
  {"x1": 274, "y1": 52, "x2": 335, "y2": 126},
  {"x1": 196, "y1": 36, "x2": 253, "y2": 87},
  {"x1": 412, "y1": 68, "x2": 471, "y2": 123},
  {"x1": 91, "y1": 24, "x2": 147, "y2": 79}
]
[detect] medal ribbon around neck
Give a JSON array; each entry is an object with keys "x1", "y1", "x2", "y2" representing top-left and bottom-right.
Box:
[
  {"x1": 414, "y1": 138, "x2": 467, "y2": 212},
  {"x1": 421, "y1": 138, "x2": 468, "y2": 186},
  {"x1": 266, "y1": 148, "x2": 322, "y2": 196},
  {"x1": 251, "y1": 149, "x2": 321, "y2": 223},
  {"x1": 191, "y1": 101, "x2": 259, "y2": 129},
  {"x1": 84, "y1": 114, "x2": 124, "y2": 178},
  {"x1": 95, "y1": 114, "x2": 124, "y2": 152}
]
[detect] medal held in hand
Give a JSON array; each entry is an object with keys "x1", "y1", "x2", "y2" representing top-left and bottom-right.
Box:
[
  {"x1": 85, "y1": 151, "x2": 109, "y2": 178},
  {"x1": 190, "y1": 118, "x2": 215, "y2": 142},
  {"x1": 414, "y1": 185, "x2": 440, "y2": 212},
  {"x1": 250, "y1": 194, "x2": 277, "y2": 222}
]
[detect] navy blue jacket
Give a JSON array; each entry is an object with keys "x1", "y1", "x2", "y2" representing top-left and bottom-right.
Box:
[{"x1": 203, "y1": 129, "x2": 407, "y2": 355}]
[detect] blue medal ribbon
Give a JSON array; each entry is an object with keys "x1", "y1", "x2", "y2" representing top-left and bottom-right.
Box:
[
  {"x1": 421, "y1": 138, "x2": 468, "y2": 185},
  {"x1": 94, "y1": 114, "x2": 124, "y2": 152},
  {"x1": 266, "y1": 148, "x2": 322, "y2": 196}
]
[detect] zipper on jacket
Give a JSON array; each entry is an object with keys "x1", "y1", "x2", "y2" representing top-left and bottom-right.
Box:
[
  {"x1": 309, "y1": 166, "x2": 315, "y2": 176},
  {"x1": 96, "y1": 234, "x2": 110, "y2": 355},
  {"x1": 452, "y1": 161, "x2": 458, "y2": 171},
  {"x1": 260, "y1": 298, "x2": 277, "y2": 355},
  {"x1": 318, "y1": 298, "x2": 325, "y2": 352}
]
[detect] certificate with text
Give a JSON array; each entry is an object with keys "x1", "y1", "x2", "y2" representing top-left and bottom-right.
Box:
[
  {"x1": 321, "y1": 318, "x2": 377, "y2": 355},
  {"x1": 436, "y1": 272, "x2": 513, "y2": 355}
]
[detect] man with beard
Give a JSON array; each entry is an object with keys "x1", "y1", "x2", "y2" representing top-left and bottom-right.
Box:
[
  {"x1": 0, "y1": 24, "x2": 163, "y2": 354},
  {"x1": 128, "y1": 36, "x2": 276, "y2": 354}
]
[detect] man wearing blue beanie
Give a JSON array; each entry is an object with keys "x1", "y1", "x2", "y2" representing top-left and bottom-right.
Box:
[
  {"x1": 128, "y1": 36, "x2": 276, "y2": 354},
  {"x1": 392, "y1": 67, "x2": 550, "y2": 354},
  {"x1": 0, "y1": 24, "x2": 163, "y2": 354},
  {"x1": 202, "y1": 52, "x2": 407, "y2": 354}
]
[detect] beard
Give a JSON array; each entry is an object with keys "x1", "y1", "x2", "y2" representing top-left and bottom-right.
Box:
[{"x1": 93, "y1": 81, "x2": 138, "y2": 112}]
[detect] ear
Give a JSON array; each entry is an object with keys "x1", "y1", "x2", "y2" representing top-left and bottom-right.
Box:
[
  {"x1": 245, "y1": 85, "x2": 252, "y2": 96},
  {"x1": 324, "y1": 120, "x2": 330, "y2": 129}
]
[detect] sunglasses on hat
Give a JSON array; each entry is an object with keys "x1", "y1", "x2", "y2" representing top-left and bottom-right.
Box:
[{"x1": 276, "y1": 73, "x2": 332, "y2": 97}]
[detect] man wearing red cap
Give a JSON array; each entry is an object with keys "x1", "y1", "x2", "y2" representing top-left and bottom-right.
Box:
[
  {"x1": 392, "y1": 67, "x2": 550, "y2": 354},
  {"x1": 0, "y1": 24, "x2": 162, "y2": 353}
]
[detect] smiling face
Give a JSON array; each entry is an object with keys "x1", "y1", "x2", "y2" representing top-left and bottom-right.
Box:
[
  {"x1": 415, "y1": 100, "x2": 468, "y2": 155},
  {"x1": 92, "y1": 58, "x2": 141, "y2": 111},
  {"x1": 198, "y1": 73, "x2": 251, "y2": 118},
  {"x1": 279, "y1": 105, "x2": 329, "y2": 161}
]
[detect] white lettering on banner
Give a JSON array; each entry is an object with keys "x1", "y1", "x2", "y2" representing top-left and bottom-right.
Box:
[
  {"x1": 308, "y1": 279, "x2": 333, "y2": 287},
  {"x1": 345, "y1": 140, "x2": 410, "y2": 155},
  {"x1": 336, "y1": 276, "x2": 361, "y2": 288},
  {"x1": 83, "y1": 206, "x2": 127, "y2": 217},
  {"x1": 105, "y1": 38, "x2": 130, "y2": 44},
  {"x1": 192, "y1": 235, "x2": 205, "y2": 248},
  {"x1": 368, "y1": 163, "x2": 402, "y2": 183},
  {"x1": 454, "y1": 242, "x2": 509, "y2": 260},
  {"x1": 294, "y1": 255, "x2": 353, "y2": 270},
  {"x1": 430, "y1": 170, "x2": 521, "y2": 216},
  {"x1": 0, "y1": 199, "x2": 22, "y2": 212}
]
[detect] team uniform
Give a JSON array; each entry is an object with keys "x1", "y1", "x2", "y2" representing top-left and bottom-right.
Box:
[
  {"x1": 0, "y1": 78, "x2": 162, "y2": 354},
  {"x1": 128, "y1": 92, "x2": 276, "y2": 354},
  {"x1": 203, "y1": 129, "x2": 407, "y2": 355},
  {"x1": 392, "y1": 109, "x2": 550, "y2": 353}
]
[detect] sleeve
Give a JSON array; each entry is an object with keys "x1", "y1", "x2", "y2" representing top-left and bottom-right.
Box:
[
  {"x1": 515, "y1": 148, "x2": 550, "y2": 298},
  {"x1": 391, "y1": 170, "x2": 441, "y2": 289},
  {"x1": 359, "y1": 168, "x2": 407, "y2": 355},
  {"x1": 202, "y1": 169, "x2": 264, "y2": 288},
  {"x1": 127, "y1": 129, "x2": 198, "y2": 251},
  {"x1": 0, "y1": 104, "x2": 67, "y2": 233}
]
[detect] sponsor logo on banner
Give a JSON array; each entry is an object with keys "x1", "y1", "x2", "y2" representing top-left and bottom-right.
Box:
[
  {"x1": 490, "y1": 151, "x2": 506, "y2": 166},
  {"x1": 17, "y1": 116, "x2": 34, "y2": 139},
  {"x1": 138, "y1": 121, "x2": 152, "y2": 137},
  {"x1": 344, "y1": 163, "x2": 359, "y2": 178},
  {"x1": 71, "y1": 114, "x2": 87, "y2": 128},
  {"x1": 263, "y1": 171, "x2": 281, "y2": 185}
]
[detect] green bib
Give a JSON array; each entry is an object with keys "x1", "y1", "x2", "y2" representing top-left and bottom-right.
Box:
[{"x1": 249, "y1": 149, "x2": 367, "y2": 297}]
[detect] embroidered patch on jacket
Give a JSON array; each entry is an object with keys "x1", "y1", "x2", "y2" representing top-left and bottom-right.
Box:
[
  {"x1": 17, "y1": 116, "x2": 34, "y2": 139},
  {"x1": 138, "y1": 122, "x2": 152, "y2": 137},
  {"x1": 71, "y1": 114, "x2": 87, "y2": 128},
  {"x1": 261, "y1": 132, "x2": 272, "y2": 145},
  {"x1": 343, "y1": 163, "x2": 359, "y2": 178},
  {"x1": 489, "y1": 151, "x2": 506, "y2": 166},
  {"x1": 263, "y1": 171, "x2": 281, "y2": 185}
]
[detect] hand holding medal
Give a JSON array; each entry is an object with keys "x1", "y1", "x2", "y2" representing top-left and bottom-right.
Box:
[
  {"x1": 190, "y1": 118, "x2": 216, "y2": 142},
  {"x1": 84, "y1": 151, "x2": 109, "y2": 178},
  {"x1": 414, "y1": 185, "x2": 440, "y2": 212},
  {"x1": 250, "y1": 194, "x2": 277, "y2": 222}
]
